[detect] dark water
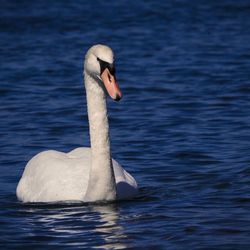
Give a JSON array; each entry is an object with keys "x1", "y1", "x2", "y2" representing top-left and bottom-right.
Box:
[{"x1": 1, "y1": 0, "x2": 250, "y2": 249}]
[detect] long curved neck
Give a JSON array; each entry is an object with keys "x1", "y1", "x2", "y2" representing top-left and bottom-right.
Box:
[{"x1": 84, "y1": 71, "x2": 116, "y2": 202}]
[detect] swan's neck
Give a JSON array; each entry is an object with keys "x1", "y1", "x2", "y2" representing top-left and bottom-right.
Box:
[{"x1": 84, "y1": 71, "x2": 116, "y2": 202}]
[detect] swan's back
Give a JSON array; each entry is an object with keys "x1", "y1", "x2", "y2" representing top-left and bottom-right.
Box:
[{"x1": 16, "y1": 147, "x2": 137, "y2": 202}]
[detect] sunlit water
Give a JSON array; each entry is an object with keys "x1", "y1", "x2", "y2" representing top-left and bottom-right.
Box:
[{"x1": 1, "y1": 0, "x2": 250, "y2": 249}]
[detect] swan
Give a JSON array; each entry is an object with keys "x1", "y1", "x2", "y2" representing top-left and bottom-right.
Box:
[{"x1": 16, "y1": 44, "x2": 138, "y2": 203}]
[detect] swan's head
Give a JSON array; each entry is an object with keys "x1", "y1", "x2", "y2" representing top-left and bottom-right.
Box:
[{"x1": 84, "y1": 44, "x2": 122, "y2": 101}]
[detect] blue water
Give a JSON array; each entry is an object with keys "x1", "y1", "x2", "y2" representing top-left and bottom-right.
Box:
[{"x1": 1, "y1": 0, "x2": 250, "y2": 249}]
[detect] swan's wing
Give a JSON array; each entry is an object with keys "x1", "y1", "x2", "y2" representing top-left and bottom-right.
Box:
[
  {"x1": 112, "y1": 159, "x2": 138, "y2": 200},
  {"x1": 69, "y1": 149, "x2": 138, "y2": 199},
  {"x1": 16, "y1": 148, "x2": 91, "y2": 202}
]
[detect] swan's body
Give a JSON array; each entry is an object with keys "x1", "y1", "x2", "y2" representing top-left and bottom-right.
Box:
[
  {"x1": 16, "y1": 45, "x2": 138, "y2": 203},
  {"x1": 17, "y1": 148, "x2": 137, "y2": 202}
]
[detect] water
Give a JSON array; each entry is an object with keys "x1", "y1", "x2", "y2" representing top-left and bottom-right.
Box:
[{"x1": 1, "y1": 0, "x2": 250, "y2": 249}]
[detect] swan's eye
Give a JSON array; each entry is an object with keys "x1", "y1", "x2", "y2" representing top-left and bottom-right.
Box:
[{"x1": 97, "y1": 57, "x2": 115, "y2": 75}]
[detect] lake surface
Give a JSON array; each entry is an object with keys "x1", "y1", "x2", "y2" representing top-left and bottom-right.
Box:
[{"x1": 1, "y1": 0, "x2": 250, "y2": 249}]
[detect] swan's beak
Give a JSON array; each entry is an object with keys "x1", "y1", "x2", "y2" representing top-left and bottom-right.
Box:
[{"x1": 101, "y1": 68, "x2": 122, "y2": 101}]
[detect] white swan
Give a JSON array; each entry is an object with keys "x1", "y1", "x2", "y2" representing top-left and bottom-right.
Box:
[{"x1": 16, "y1": 44, "x2": 138, "y2": 203}]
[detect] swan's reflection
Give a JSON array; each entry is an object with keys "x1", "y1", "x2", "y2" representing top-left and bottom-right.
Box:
[
  {"x1": 92, "y1": 204, "x2": 127, "y2": 249},
  {"x1": 23, "y1": 203, "x2": 127, "y2": 249}
]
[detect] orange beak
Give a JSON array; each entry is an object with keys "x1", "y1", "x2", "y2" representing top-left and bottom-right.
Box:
[{"x1": 100, "y1": 68, "x2": 122, "y2": 101}]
